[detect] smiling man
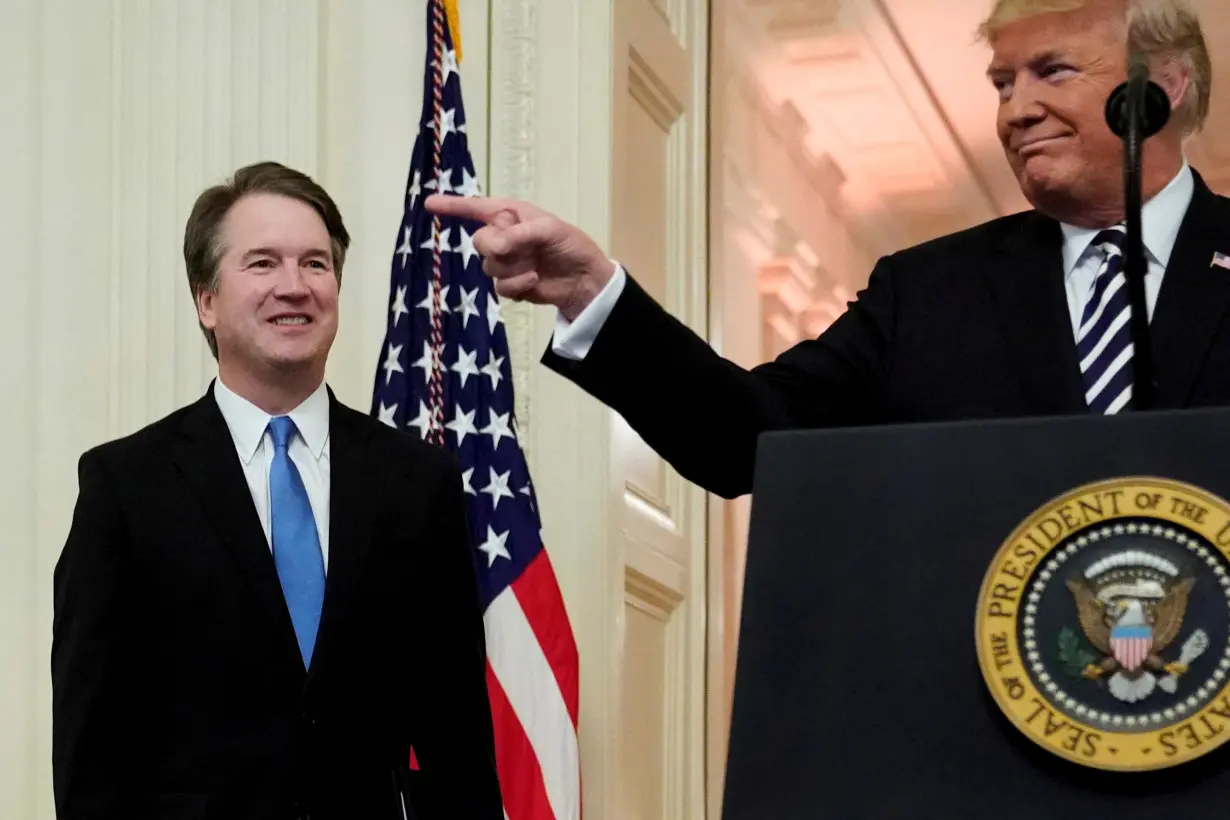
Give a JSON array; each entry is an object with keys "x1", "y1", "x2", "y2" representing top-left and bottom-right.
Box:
[
  {"x1": 425, "y1": 0, "x2": 1229, "y2": 501},
  {"x1": 51, "y1": 162, "x2": 504, "y2": 820}
]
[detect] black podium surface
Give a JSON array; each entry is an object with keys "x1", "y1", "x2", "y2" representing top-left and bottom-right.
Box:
[{"x1": 723, "y1": 408, "x2": 1230, "y2": 819}]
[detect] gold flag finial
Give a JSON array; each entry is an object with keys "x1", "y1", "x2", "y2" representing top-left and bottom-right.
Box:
[{"x1": 442, "y1": 0, "x2": 462, "y2": 63}]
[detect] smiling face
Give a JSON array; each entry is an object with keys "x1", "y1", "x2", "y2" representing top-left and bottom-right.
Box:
[
  {"x1": 988, "y1": 2, "x2": 1130, "y2": 224},
  {"x1": 196, "y1": 193, "x2": 339, "y2": 386}
]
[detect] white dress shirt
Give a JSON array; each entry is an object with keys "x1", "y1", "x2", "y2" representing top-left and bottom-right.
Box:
[
  {"x1": 551, "y1": 162, "x2": 1195, "y2": 360},
  {"x1": 1060, "y1": 161, "x2": 1192, "y2": 334},
  {"x1": 212, "y1": 377, "x2": 332, "y2": 570}
]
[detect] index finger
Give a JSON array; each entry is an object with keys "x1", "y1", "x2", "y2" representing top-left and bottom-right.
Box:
[{"x1": 425, "y1": 193, "x2": 526, "y2": 224}]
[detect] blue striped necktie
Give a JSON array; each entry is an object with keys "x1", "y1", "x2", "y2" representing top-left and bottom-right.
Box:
[
  {"x1": 267, "y1": 416, "x2": 325, "y2": 667},
  {"x1": 1077, "y1": 226, "x2": 1135, "y2": 414}
]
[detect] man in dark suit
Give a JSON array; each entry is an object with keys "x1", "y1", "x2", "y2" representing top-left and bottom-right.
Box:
[
  {"x1": 427, "y1": 0, "x2": 1228, "y2": 499},
  {"x1": 52, "y1": 161, "x2": 504, "y2": 819}
]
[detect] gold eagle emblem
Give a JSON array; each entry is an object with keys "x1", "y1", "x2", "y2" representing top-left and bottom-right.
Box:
[{"x1": 1066, "y1": 575, "x2": 1194, "y2": 679}]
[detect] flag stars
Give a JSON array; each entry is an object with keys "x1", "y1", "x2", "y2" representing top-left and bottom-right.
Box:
[
  {"x1": 457, "y1": 226, "x2": 480, "y2": 270},
  {"x1": 377, "y1": 402, "x2": 398, "y2": 428},
  {"x1": 424, "y1": 166, "x2": 454, "y2": 196},
  {"x1": 396, "y1": 226, "x2": 414, "y2": 268},
  {"x1": 481, "y1": 354, "x2": 504, "y2": 390},
  {"x1": 477, "y1": 525, "x2": 511, "y2": 568},
  {"x1": 456, "y1": 285, "x2": 480, "y2": 329},
  {"x1": 451, "y1": 346, "x2": 480, "y2": 387},
  {"x1": 437, "y1": 47, "x2": 459, "y2": 87},
  {"x1": 428, "y1": 107, "x2": 458, "y2": 141},
  {"x1": 417, "y1": 284, "x2": 451, "y2": 320},
  {"x1": 456, "y1": 167, "x2": 482, "y2": 198},
  {"x1": 486, "y1": 296, "x2": 504, "y2": 335},
  {"x1": 411, "y1": 341, "x2": 437, "y2": 384},
  {"x1": 436, "y1": 166, "x2": 454, "y2": 195},
  {"x1": 461, "y1": 467, "x2": 477, "y2": 496},
  {"x1": 480, "y1": 467, "x2": 515, "y2": 510},
  {"x1": 421, "y1": 224, "x2": 453, "y2": 254},
  {"x1": 390, "y1": 285, "x2": 409, "y2": 327},
  {"x1": 481, "y1": 410, "x2": 515, "y2": 450},
  {"x1": 445, "y1": 405, "x2": 478, "y2": 445},
  {"x1": 381, "y1": 343, "x2": 404, "y2": 385},
  {"x1": 407, "y1": 170, "x2": 422, "y2": 208},
  {"x1": 406, "y1": 401, "x2": 439, "y2": 440}
]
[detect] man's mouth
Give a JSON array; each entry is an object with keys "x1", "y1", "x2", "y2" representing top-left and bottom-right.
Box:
[
  {"x1": 269, "y1": 315, "x2": 311, "y2": 326},
  {"x1": 1016, "y1": 135, "x2": 1068, "y2": 155}
]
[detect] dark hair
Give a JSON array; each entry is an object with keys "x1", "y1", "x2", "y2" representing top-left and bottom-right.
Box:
[{"x1": 182, "y1": 161, "x2": 351, "y2": 358}]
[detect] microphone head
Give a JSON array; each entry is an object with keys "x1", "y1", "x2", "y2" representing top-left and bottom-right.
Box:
[{"x1": 1105, "y1": 79, "x2": 1171, "y2": 138}]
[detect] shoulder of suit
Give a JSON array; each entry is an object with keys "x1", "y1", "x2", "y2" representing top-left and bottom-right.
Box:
[
  {"x1": 887, "y1": 210, "x2": 1038, "y2": 266},
  {"x1": 79, "y1": 398, "x2": 204, "y2": 467},
  {"x1": 333, "y1": 400, "x2": 460, "y2": 478}
]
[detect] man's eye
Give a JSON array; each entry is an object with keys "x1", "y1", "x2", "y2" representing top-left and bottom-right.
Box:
[{"x1": 1043, "y1": 64, "x2": 1075, "y2": 78}]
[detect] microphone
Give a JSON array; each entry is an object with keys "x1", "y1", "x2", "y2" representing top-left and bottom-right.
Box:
[
  {"x1": 1103, "y1": 52, "x2": 1171, "y2": 411},
  {"x1": 1104, "y1": 52, "x2": 1171, "y2": 138}
]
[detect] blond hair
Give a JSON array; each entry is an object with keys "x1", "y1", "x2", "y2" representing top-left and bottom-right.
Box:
[{"x1": 977, "y1": 0, "x2": 1211, "y2": 135}]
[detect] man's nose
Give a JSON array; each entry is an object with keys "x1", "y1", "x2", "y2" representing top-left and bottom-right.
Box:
[
  {"x1": 273, "y1": 262, "x2": 311, "y2": 296},
  {"x1": 1003, "y1": 79, "x2": 1047, "y2": 131}
]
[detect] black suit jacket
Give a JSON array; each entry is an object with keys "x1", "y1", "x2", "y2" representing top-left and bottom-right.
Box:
[
  {"x1": 51, "y1": 386, "x2": 504, "y2": 820},
  {"x1": 545, "y1": 170, "x2": 1230, "y2": 499}
]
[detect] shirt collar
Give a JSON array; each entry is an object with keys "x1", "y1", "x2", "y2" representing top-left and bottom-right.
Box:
[
  {"x1": 1060, "y1": 160, "x2": 1194, "y2": 277},
  {"x1": 212, "y1": 377, "x2": 330, "y2": 464}
]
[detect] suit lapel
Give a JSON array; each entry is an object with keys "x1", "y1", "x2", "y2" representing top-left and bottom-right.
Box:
[
  {"x1": 985, "y1": 212, "x2": 1088, "y2": 415},
  {"x1": 1150, "y1": 171, "x2": 1230, "y2": 408},
  {"x1": 305, "y1": 393, "x2": 381, "y2": 684},
  {"x1": 173, "y1": 388, "x2": 303, "y2": 670}
]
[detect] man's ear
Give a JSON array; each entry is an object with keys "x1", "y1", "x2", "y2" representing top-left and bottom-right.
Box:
[
  {"x1": 197, "y1": 288, "x2": 217, "y2": 330},
  {"x1": 1151, "y1": 55, "x2": 1192, "y2": 112}
]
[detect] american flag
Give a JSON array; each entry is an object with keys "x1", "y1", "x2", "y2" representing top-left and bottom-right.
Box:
[{"x1": 369, "y1": 2, "x2": 581, "y2": 818}]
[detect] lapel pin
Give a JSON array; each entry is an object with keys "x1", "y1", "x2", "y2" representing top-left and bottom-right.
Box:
[{"x1": 1211, "y1": 251, "x2": 1230, "y2": 270}]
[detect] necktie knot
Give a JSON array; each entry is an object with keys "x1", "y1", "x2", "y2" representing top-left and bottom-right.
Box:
[
  {"x1": 1092, "y1": 224, "x2": 1126, "y2": 256},
  {"x1": 268, "y1": 416, "x2": 297, "y2": 451}
]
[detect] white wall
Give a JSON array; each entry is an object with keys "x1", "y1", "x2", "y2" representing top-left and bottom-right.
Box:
[{"x1": 0, "y1": 1, "x2": 491, "y2": 816}]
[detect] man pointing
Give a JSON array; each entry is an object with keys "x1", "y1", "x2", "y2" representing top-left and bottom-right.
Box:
[{"x1": 428, "y1": 0, "x2": 1230, "y2": 500}]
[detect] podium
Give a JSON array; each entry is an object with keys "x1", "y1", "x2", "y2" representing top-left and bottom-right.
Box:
[{"x1": 722, "y1": 408, "x2": 1230, "y2": 819}]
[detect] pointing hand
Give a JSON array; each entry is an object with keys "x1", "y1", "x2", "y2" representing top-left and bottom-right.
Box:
[{"x1": 425, "y1": 194, "x2": 615, "y2": 321}]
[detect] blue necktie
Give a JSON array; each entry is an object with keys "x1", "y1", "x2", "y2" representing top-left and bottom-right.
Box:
[
  {"x1": 1077, "y1": 226, "x2": 1134, "y2": 414},
  {"x1": 267, "y1": 416, "x2": 325, "y2": 668}
]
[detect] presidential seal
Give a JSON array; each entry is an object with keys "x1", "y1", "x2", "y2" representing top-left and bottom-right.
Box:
[{"x1": 975, "y1": 477, "x2": 1230, "y2": 771}]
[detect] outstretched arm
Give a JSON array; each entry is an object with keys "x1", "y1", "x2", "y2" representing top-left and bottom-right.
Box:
[
  {"x1": 544, "y1": 264, "x2": 895, "y2": 498},
  {"x1": 426, "y1": 194, "x2": 896, "y2": 499}
]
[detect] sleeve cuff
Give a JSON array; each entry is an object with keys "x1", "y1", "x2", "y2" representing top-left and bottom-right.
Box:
[{"x1": 550, "y1": 262, "x2": 627, "y2": 361}]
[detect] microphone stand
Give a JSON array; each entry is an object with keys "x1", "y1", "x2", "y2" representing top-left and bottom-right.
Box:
[{"x1": 1104, "y1": 55, "x2": 1170, "y2": 411}]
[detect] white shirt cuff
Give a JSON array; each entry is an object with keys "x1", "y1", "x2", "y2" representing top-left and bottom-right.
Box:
[{"x1": 550, "y1": 262, "x2": 627, "y2": 361}]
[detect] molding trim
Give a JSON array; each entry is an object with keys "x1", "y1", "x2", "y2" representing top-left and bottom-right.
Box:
[{"x1": 492, "y1": 0, "x2": 539, "y2": 465}]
